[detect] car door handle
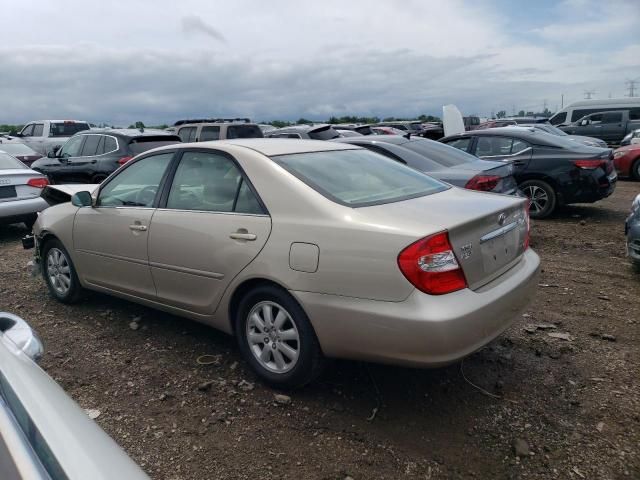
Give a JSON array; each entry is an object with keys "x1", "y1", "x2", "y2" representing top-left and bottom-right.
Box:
[
  {"x1": 230, "y1": 232, "x2": 256, "y2": 241},
  {"x1": 129, "y1": 224, "x2": 148, "y2": 231}
]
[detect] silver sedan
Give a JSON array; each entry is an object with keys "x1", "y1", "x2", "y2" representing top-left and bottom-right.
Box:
[
  {"x1": 0, "y1": 151, "x2": 49, "y2": 228},
  {"x1": 28, "y1": 140, "x2": 540, "y2": 388}
]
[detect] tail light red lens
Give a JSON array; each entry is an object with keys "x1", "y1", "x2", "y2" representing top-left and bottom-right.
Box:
[
  {"x1": 27, "y1": 177, "x2": 49, "y2": 188},
  {"x1": 397, "y1": 231, "x2": 467, "y2": 295},
  {"x1": 118, "y1": 156, "x2": 133, "y2": 165},
  {"x1": 465, "y1": 175, "x2": 500, "y2": 192},
  {"x1": 573, "y1": 159, "x2": 606, "y2": 170}
]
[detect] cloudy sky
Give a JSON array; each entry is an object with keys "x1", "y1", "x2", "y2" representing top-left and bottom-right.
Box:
[{"x1": 1, "y1": 0, "x2": 638, "y2": 125}]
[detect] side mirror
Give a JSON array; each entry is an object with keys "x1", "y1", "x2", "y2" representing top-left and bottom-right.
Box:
[
  {"x1": 47, "y1": 150, "x2": 57, "y2": 158},
  {"x1": 580, "y1": 120, "x2": 589, "y2": 126},
  {"x1": 0, "y1": 312, "x2": 44, "y2": 361},
  {"x1": 71, "y1": 191, "x2": 93, "y2": 207}
]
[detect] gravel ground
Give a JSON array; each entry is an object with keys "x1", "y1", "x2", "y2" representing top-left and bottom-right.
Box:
[{"x1": 1, "y1": 181, "x2": 639, "y2": 480}]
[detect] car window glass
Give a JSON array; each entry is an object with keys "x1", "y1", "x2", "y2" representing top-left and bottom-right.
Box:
[
  {"x1": 550, "y1": 112, "x2": 567, "y2": 125},
  {"x1": 475, "y1": 136, "x2": 512, "y2": 157},
  {"x1": 511, "y1": 139, "x2": 530, "y2": 154},
  {"x1": 167, "y1": 151, "x2": 252, "y2": 213},
  {"x1": 227, "y1": 125, "x2": 263, "y2": 139},
  {"x1": 98, "y1": 153, "x2": 173, "y2": 207},
  {"x1": 32, "y1": 124, "x2": 44, "y2": 136},
  {"x1": 446, "y1": 138, "x2": 471, "y2": 152},
  {"x1": 588, "y1": 114, "x2": 603, "y2": 124},
  {"x1": 178, "y1": 127, "x2": 196, "y2": 142},
  {"x1": 630, "y1": 109, "x2": 640, "y2": 121},
  {"x1": 273, "y1": 149, "x2": 448, "y2": 207},
  {"x1": 602, "y1": 112, "x2": 622, "y2": 124},
  {"x1": 21, "y1": 124, "x2": 34, "y2": 136},
  {"x1": 80, "y1": 135, "x2": 101, "y2": 156},
  {"x1": 50, "y1": 122, "x2": 90, "y2": 137},
  {"x1": 235, "y1": 179, "x2": 264, "y2": 214},
  {"x1": 95, "y1": 135, "x2": 105, "y2": 155},
  {"x1": 200, "y1": 126, "x2": 220, "y2": 141},
  {"x1": 287, "y1": 133, "x2": 301, "y2": 138},
  {"x1": 103, "y1": 136, "x2": 117, "y2": 153},
  {"x1": 59, "y1": 136, "x2": 84, "y2": 158}
]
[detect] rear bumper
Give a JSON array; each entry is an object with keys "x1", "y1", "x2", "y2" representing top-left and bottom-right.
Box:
[
  {"x1": 293, "y1": 248, "x2": 540, "y2": 367},
  {"x1": 0, "y1": 197, "x2": 48, "y2": 224}
]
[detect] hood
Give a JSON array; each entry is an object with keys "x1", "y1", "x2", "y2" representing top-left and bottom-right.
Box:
[{"x1": 442, "y1": 105, "x2": 465, "y2": 137}]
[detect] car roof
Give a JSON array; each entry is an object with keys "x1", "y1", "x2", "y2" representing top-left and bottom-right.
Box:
[
  {"x1": 77, "y1": 128, "x2": 178, "y2": 138},
  {"x1": 154, "y1": 138, "x2": 360, "y2": 157},
  {"x1": 28, "y1": 120, "x2": 88, "y2": 123},
  {"x1": 271, "y1": 124, "x2": 331, "y2": 133}
]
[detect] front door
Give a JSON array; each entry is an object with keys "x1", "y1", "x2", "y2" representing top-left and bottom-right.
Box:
[
  {"x1": 73, "y1": 152, "x2": 175, "y2": 298},
  {"x1": 148, "y1": 150, "x2": 271, "y2": 314},
  {"x1": 46, "y1": 135, "x2": 85, "y2": 183}
]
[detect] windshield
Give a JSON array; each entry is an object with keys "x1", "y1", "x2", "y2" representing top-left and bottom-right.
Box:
[
  {"x1": 308, "y1": 126, "x2": 340, "y2": 140},
  {"x1": 0, "y1": 152, "x2": 27, "y2": 169},
  {"x1": 272, "y1": 148, "x2": 448, "y2": 207},
  {"x1": 399, "y1": 138, "x2": 476, "y2": 167}
]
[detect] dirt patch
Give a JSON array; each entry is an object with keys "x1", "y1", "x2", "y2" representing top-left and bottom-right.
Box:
[{"x1": 1, "y1": 181, "x2": 638, "y2": 479}]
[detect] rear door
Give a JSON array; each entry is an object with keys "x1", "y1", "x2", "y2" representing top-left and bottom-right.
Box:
[
  {"x1": 73, "y1": 152, "x2": 175, "y2": 298},
  {"x1": 599, "y1": 112, "x2": 624, "y2": 143},
  {"x1": 148, "y1": 149, "x2": 271, "y2": 314},
  {"x1": 65, "y1": 134, "x2": 103, "y2": 182}
]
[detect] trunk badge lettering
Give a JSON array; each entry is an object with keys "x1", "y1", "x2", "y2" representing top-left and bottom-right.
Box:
[{"x1": 460, "y1": 244, "x2": 472, "y2": 260}]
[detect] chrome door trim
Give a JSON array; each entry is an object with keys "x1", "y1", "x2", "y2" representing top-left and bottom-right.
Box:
[
  {"x1": 148, "y1": 261, "x2": 225, "y2": 279},
  {"x1": 479, "y1": 221, "x2": 518, "y2": 244}
]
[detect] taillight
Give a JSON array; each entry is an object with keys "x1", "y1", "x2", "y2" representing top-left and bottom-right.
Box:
[
  {"x1": 523, "y1": 200, "x2": 530, "y2": 250},
  {"x1": 118, "y1": 156, "x2": 133, "y2": 165},
  {"x1": 27, "y1": 177, "x2": 49, "y2": 188},
  {"x1": 465, "y1": 175, "x2": 500, "y2": 192},
  {"x1": 397, "y1": 231, "x2": 467, "y2": 295},
  {"x1": 573, "y1": 159, "x2": 606, "y2": 170}
]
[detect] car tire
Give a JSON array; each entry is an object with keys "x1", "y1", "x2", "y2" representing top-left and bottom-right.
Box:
[
  {"x1": 235, "y1": 285, "x2": 325, "y2": 389},
  {"x1": 631, "y1": 159, "x2": 640, "y2": 181},
  {"x1": 520, "y1": 179, "x2": 557, "y2": 219},
  {"x1": 41, "y1": 238, "x2": 83, "y2": 304}
]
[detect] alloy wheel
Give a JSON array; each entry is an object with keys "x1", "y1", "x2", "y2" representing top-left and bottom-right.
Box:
[
  {"x1": 523, "y1": 184, "x2": 548, "y2": 214},
  {"x1": 46, "y1": 247, "x2": 72, "y2": 296},
  {"x1": 246, "y1": 301, "x2": 300, "y2": 374}
]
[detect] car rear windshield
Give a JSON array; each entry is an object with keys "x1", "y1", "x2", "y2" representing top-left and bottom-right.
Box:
[
  {"x1": 226, "y1": 125, "x2": 264, "y2": 139},
  {"x1": 128, "y1": 136, "x2": 181, "y2": 155},
  {"x1": 308, "y1": 126, "x2": 340, "y2": 140},
  {"x1": 272, "y1": 148, "x2": 448, "y2": 207},
  {"x1": 400, "y1": 139, "x2": 476, "y2": 167},
  {"x1": 50, "y1": 122, "x2": 90, "y2": 137},
  {"x1": 0, "y1": 152, "x2": 26, "y2": 169},
  {"x1": 0, "y1": 143, "x2": 38, "y2": 156}
]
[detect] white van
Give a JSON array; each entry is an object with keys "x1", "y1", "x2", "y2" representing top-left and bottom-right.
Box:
[{"x1": 549, "y1": 98, "x2": 640, "y2": 126}]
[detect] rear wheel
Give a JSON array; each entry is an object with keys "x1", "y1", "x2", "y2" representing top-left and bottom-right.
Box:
[
  {"x1": 235, "y1": 285, "x2": 324, "y2": 389},
  {"x1": 520, "y1": 179, "x2": 557, "y2": 219},
  {"x1": 41, "y1": 239, "x2": 83, "y2": 304},
  {"x1": 631, "y1": 159, "x2": 640, "y2": 181}
]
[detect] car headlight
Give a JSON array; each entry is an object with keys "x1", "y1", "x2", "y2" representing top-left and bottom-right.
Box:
[{"x1": 613, "y1": 150, "x2": 626, "y2": 159}]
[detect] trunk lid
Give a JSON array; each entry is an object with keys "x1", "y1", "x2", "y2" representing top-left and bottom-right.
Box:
[
  {"x1": 356, "y1": 187, "x2": 528, "y2": 290},
  {"x1": 0, "y1": 169, "x2": 46, "y2": 202}
]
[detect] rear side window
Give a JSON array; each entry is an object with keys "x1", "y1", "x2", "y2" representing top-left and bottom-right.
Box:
[
  {"x1": 128, "y1": 136, "x2": 180, "y2": 156},
  {"x1": 80, "y1": 135, "x2": 102, "y2": 156},
  {"x1": 50, "y1": 122, "x2": 90, "y2": 137},
  {"x1": 226, "y1": 125, "x2": 264, "y2": 139},
  {"x1": 602, "y1": 112, "x2": 622, "y2": 124},
  {"x1": 103, "y1": 136, "x2": 118, "y2": 154},
  {"x1": 401, "y1": 139, "x2": 475, "y2": 167},
  {"x1": 200, "y1": 126, "x2": 220, "y2": 141},
  {"x1": 445, "y1": 137, "x2": 472, "y2": 152},
  {"x1": 32, "y1": 124, "x2": 44, "y2": 136},
  {"x1": 272, "y1": 149, "x2": 448, "y2": 207},
  {"x1": 178, "y1": 127, "x2": 197, "y2": 142},
  {"x1": 475, "y1": 136, "x2": 513, "y2": 157}
]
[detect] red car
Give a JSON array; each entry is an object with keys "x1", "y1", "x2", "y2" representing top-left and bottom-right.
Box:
[{"x1": 613, "y1": 144, "x2": 640, "y2": 180}]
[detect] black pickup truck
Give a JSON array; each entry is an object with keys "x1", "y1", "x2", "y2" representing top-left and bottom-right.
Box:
[{"x1": 560, "y1": 109, "x2": 640, "y2": 145}]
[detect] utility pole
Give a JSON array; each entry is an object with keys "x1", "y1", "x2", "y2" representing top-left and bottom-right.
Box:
[
  {"x1": 626, "y1": 79, "x2": 638, "y2": 97},
  {"x1": 561, "y1": 93, "x2": 564, "y2": 109},
  {"x1": 584, "y1": 90, "x2": 596, "y2": 100},
  {"x1": 543, "y1": 99, "x2": 547, "y2": 112}
]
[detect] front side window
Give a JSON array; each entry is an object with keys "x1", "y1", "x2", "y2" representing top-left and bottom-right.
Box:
[
  {"x1": 273, "y1": 148, "x2": 448, "y2": 207},
  {"x1": 166, "y1": 151, "x2": 262, "y2": 214},
  {"x1": 59, "y1": 136, "x2": 84, "y2": 158},
  {"x1": 32, "y1": 124, "x2": 44, "y2": 137},
  {"x1": 98, "y1": 153, "x2": 173, "y2": 207},
  {"x1": 602, "y1": 112, "x2": 622, "y2": 124},
  {"x1": 80, "y1": 135, "x2": 102, "y2": 156},
  {"x1": 21, "y1": 124, "x2": 34, "y2": 136}
]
